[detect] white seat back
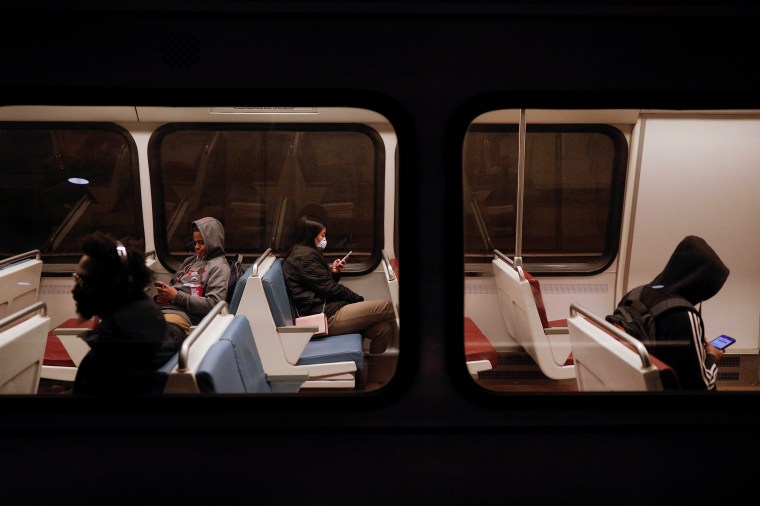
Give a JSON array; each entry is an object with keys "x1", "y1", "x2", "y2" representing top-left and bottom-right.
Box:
[
  {"x1": 492, "y1": 254, "x2": 574, "y2": 380},
  {"x1": 0, "y1": 302, "x2": 50, "y2": 394},
  {"x1": 0, "y1": 251, "x2": 43, "y2": 319},
  {"x1": 568, "y1": 304, "x2": 663, "y2": 391}
]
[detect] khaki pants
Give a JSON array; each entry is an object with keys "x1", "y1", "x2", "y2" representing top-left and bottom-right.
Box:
[
  {"x1": 164, "y1": 313, "x2": 191, "y2": 335},
  {"x1": 327, "y1": 299, "x2": 397, "y2": 354}
]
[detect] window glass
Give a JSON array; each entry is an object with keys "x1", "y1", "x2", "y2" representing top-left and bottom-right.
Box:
[
  {"x1": 463, "y1": 124, "x2": 627, "y2": 272},
  {"x1": 0, "y1": 124, "x2": 142, "y2": 265},
  {"x1": 149, "y1": 125, "x2": 384, "y2": 267}
]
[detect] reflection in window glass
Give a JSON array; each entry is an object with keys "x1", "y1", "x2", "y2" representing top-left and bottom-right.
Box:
[
  {"x1": 463, "y1": 125, "x2": 627, "y2": 270},
  {"x1": 150, "y1": 125, "x2": 384, "y2": 265},
  {"x1": 0, "y1": 124, "x2": 142, "y2": 263}
]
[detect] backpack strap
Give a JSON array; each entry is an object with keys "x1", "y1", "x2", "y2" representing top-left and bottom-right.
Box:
[
  {"x1": 649, "y1": 297, "x2": 696, "y2": 319},
  {"x1": 648, "y1": 293, "x2": 705, "y2": 338}
]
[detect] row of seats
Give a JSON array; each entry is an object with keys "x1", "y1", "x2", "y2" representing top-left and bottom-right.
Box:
[
  {"x1": 0, "y1": 251, "x2": 50, "y2": 394},
  {"x1": 1, "y1": 246, "x2": 369, "y2": 394},
  {"x1": 487, "y1": 250, "x2": 676, "y2": 391},
  {"x1": 160, "y1": 248, "x2": 373, "y2": 393},
  {"x1": 231, "y1": 253, "x2": 364, "y2": 389},
  {"x1": 3, "y1": 245, "x2": 665, "y2": 393},
  {"x1": 160, "y1": 302, "x2": 306, "y2": 394}
]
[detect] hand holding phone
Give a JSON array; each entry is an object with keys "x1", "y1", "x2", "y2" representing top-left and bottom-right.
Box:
[
  {"x1": 709, "y1": 334, "x2": 736, "y2": 350},
  {"x1": 340, "y1": 251, "x2": 352, "y2": 263}
]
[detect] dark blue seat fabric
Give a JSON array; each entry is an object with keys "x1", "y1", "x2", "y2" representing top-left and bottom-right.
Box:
[
  {"x1": 297, "y1": 333, "x2": 364, "y2": 370},
  {"x1": 261, "y1": 258, "x2": 363, "y2": 371},
  {"x1": 229, "y1": 264, "x2": 254, "y2": 314},
  {"x1": 195, "y1": 339, "x2": 246, "y2": 393},
  {"x1": 261, "y1": 259, "x2": 294, "y2": 327},
  {"x1": 196, "y1": 315, "x2": 271, "y2": 394}
]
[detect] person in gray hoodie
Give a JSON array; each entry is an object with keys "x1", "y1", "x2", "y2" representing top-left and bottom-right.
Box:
[{"x1": 155, "y1": 217, "x2": 231, "y2": 334}]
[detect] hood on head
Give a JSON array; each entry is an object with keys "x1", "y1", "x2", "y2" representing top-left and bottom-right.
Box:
[
  {"x1": 193, "y1": 217, "x2": 226, "y2": 259},
  {"x1": 651, "y1": 235, "x2": 729, "y2": 305}
]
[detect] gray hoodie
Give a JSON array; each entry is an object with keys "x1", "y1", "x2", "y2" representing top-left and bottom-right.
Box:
[{"x1": 160, "y1": 217, "x2": 231, "y2": 325}]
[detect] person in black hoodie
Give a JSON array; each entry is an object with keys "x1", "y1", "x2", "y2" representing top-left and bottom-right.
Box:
[
  {"x1": 283, "y1": 214, "x2": 397, "y2": 355},
  {"x1": 613, "y1": 235, "x2": 730, "y2": 390},
  {"x1": 72, "y1": 232, "x2": 183, "y2": 395}
]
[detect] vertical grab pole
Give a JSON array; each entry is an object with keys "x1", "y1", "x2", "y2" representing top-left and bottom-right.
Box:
[{"x1": 514, "y1": 108, "x2": 526, "y2": 269}]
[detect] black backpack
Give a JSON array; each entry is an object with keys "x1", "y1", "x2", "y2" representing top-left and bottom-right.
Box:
[
  {"x1": 226, "y1": 254, "x2": 244, "y2": 304},
  {"x1": 606, "y1": 285, "x2": 701, "y2": 344}
]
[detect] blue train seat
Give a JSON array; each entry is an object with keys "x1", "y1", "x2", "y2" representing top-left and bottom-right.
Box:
[
  {"x1": 233, "y1": 252, "x2": 362, "y2": 389},
  {"x1": 196, "y1": 315, "x2": 273, "y2": 394}
]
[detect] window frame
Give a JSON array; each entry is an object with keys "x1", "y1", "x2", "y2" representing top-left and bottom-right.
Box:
[
  {"x1": 463, "y1": 122, "x2": 629, "y2": 276},
  {"x1": 0, "y1": 121, "x2": 143, "y2": 271},
  {"x1": 148, "y1": 121, "x2": 387, "y2": 275}
]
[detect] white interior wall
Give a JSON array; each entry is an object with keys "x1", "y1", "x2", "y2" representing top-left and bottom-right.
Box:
[{"x1": 624, "y1": 116, "x2": 760, "y2": 353}]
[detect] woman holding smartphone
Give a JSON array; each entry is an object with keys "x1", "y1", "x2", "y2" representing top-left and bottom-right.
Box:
[{"x1": 283, "y1": 214, "x2": 397, "y2": 355}]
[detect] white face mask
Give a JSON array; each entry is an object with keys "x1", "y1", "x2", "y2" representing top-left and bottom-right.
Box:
[{"x1": 316, "y1": 237, "x2": 327, "y2": 250}]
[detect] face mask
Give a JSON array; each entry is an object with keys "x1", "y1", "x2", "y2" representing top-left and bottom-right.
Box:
[{"x1": 316, "y1": 237, "x2": 327, "y2": 250}]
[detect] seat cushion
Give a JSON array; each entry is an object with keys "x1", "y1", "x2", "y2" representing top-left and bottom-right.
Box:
[
  {"x1": 296, "y1": 333, "x2": 364, "y2": 371},
  {"x1": 464, "y1": 317, "x2": 498, "y2": 368},
  {"x1": 43, "y1": 333, "x2": 76, "y2": 367}
]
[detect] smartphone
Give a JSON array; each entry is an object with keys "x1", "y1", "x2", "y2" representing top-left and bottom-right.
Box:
[
  {"x1": 340, "y1": 251, "x2": 352, "y2": 263},
  {"x1": 709, "y1": 334, "x2": 736, "y2": 350}
]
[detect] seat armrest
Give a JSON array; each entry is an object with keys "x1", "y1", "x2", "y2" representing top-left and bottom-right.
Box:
[
  {"x1": 466, "y1": 359, "x2": 493, "y2": 378},
  {"x1": 276, "y1": 326, "x2": 318, "y2": 364},
  {"x1": 266, "y1": 372, "x2": 310, "y2": 393}
]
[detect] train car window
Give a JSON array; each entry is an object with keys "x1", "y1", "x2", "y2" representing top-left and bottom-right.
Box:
[
  {"x1": 463, "y1": 124, "x2": 627, "y2": 273},
  {"x1": 149, "y1": 124, "x2": 384, "y2": 270},
  {"x1": 0, "y1": 123, "x2": 142, "y2": 266}
]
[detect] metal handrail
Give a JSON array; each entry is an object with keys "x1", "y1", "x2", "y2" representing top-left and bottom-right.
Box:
[
  {"x1": 0, "y1": 250, "x2": 41, "y2": 269},
  {"x1": 515, "y1": 108, "x2": 526, "y2": 261},
  {"x1": 382, "y1": 250, "x2": 397, "y2": 282},
  {"x1": 0, "y1": 301, "x2": 48, "y2": 332},
  {"x1": 251, "y1": 248, "x2": 273, "y2": 278},
  {"x1": 570, "y1": 303, "x2": 653, "y2": 369},
  {"x1": 493, "y1": 249, "x2": 526, "y2": 281},
  {"x1": 177, "y1": 300, "x2": 229, "y2": 372},
  {"x1": 470, "y1": 195, "x2": 494, "y2": 255},
  {"x1": 493, "y1": 249, "x2": 512, "y2": 266}
]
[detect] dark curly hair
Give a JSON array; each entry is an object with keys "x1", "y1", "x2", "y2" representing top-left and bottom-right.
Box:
[{"x1": 81, "y1": 231, "x2": 152, "y2": 298}]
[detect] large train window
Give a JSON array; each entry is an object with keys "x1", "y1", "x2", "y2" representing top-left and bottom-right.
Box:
[
  {"x1": 0, "y1": 123, "x2": 142, "y2": 265},
  {"x1": 462, "y1": 109, "x2": 630, "y2": 393},
  {"x1": 149, "y1": 124, "x2": 384, "y2": 270},
  {"x1": 463, "y1": 122, "x2": 627, "y2": 272}
]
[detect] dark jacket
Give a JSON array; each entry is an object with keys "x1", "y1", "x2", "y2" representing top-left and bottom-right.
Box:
[
  {"x1": 283, "y1": 243, "x2": 363, "y2": 319},
  {"x1": 74, "y1": 295, "x2": 177, "y2": 395},
  {"x1": 618, "y1": 235, "x2": 730, "y2": 390}
]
